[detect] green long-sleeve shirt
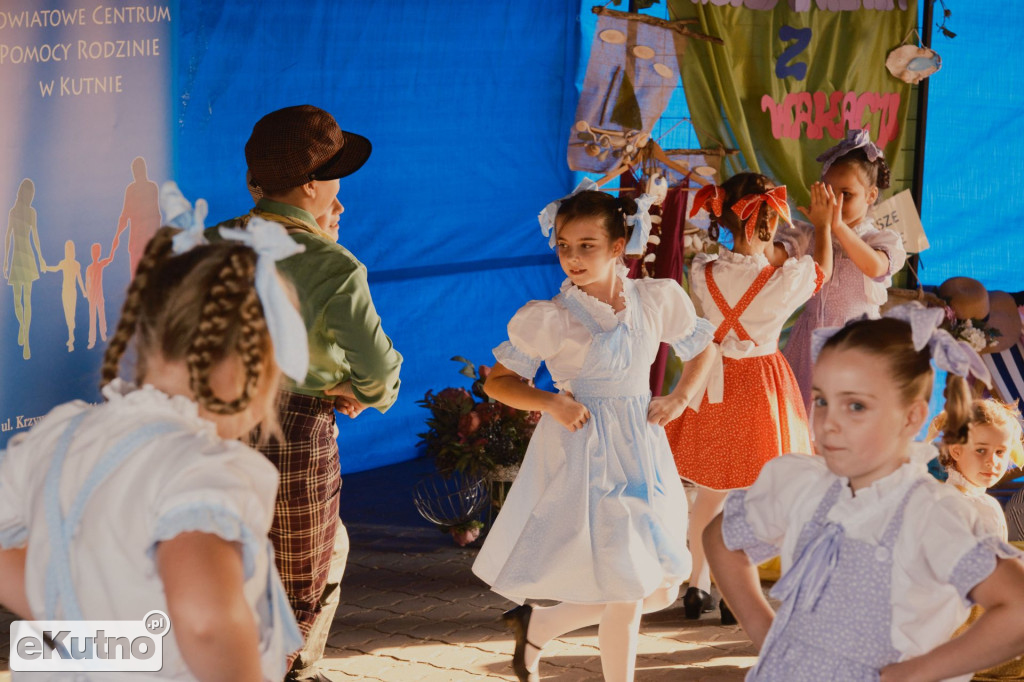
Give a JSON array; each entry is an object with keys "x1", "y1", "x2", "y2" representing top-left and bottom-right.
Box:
[{"x1": 207, "y1": 199, "x2": 402, "y2": 412}]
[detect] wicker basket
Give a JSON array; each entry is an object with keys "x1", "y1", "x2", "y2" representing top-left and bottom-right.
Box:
[{"x1": 881, "y1": 287, "x2": 946, "y2": 314}]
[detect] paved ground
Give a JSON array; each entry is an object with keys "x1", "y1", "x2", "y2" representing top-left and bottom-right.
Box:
[{"x1": 0, "y1": 456, "x2": 758, "y2": 680}]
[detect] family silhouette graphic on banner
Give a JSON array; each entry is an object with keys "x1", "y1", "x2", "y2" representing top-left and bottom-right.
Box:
[{"x1": 3, "y1": 157, "x2": 162, "y2": 359}]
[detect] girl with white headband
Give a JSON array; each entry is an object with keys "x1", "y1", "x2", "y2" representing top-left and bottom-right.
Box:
[
  {"x1": 706, "y1": 304, "x2": 1024, "y2": 681},
  {"x1": 473, "y1": 184, "x2": 716, "y2": 682},
  {"x1": 0, "y1": 220, "x2": 305, "y2": 680}
]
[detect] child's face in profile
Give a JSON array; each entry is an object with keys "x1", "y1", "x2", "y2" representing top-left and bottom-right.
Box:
[
  {"x1": 811, "y1": 347, "x2": 926, "y2": 491},
  {"x1": 950, "y1": 423, "x2": 1014, "y2": 489},
  {"x1": 823, "y1": 164, "x2": 878, "y2": 228}
]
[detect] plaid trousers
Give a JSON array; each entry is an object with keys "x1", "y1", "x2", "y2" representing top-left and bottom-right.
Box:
[{"x1": 248, "y1": 390, "x2": 341, "y2": 645}]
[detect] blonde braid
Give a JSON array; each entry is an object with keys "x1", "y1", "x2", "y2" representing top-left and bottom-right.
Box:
[
  {"x1": 187, "y1": 250, "x2": 262, "y2": 414},
  {"x1": 100, "y1": 228, "x2": 176, "y2": 388}
]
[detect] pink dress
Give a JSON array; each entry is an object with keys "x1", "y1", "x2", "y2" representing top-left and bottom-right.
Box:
[{"x1": 781, "y1": 217, "x2": 907, "y2": 412}]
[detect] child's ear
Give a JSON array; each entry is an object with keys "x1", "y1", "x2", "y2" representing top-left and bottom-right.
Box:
[
  {"x1": 903, "y1": 398, "x2": 929, "y2": 438},
  {"x1": 948, "y1": 443, "x2": 964, "y2": 464},
  {"x1": 612, "y1": 237, "x2": 626, "y2": 258},
  {"x1": 867, "y1": 185, "x2": 879, "y2": 205}
]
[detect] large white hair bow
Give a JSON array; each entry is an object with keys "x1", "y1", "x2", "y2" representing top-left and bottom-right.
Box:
[{"x1": 220, "y1": 219, "x2": 309, "y2": 382}]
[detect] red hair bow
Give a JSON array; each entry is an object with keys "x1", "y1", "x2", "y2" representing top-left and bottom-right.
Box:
[
  {"x1": 731, "y1": 186, "x2": 793, "y2": 242},
  {"x1": 689, "y1": 184, "x2": 726, "y2": 219}
]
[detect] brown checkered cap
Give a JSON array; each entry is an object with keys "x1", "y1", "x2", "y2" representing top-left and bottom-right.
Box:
[{"x1": 245, "y1": 104, "x2": 372, "y2": 194}]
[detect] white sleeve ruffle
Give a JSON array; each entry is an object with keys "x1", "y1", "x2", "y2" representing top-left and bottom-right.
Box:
[{"x1": 492, "y1": 300, "x2": 566, "y2": 380}]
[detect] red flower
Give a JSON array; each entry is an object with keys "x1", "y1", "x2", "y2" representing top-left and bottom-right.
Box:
[{"x1": 458, "y1": 410, "x2": 482, "y2": 438}]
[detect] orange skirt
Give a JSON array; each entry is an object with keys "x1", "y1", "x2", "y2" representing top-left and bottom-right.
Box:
[{"x1": 665, "y1": 351, "x2": 811, "y2": 490}]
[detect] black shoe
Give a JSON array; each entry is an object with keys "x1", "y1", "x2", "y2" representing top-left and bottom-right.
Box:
[
  {"x1": 682, "y1": 586, "x2": 714, "y2": 620},
  {"x1": 502, "y1": 604, "x2": 541, "y2": 682},
  {"x1": 720, "y1": 598, "x2": 737, "y2": 626}
]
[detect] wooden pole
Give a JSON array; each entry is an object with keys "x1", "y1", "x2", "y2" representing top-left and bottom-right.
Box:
[
  {"x1": 908, "y1": 0, "x2": 934, "y2": 287},
  {"x1": 592, "y1": 6, "x2": 723, "y2": 45}
]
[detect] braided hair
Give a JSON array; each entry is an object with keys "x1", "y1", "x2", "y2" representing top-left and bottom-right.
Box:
[{"x1": 101, "y1": 226, "x2": 277, "y2": 419}]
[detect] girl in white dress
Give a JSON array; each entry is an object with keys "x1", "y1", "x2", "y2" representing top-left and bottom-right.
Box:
[
  {"x1": 0, "y1": 222, "x2": 307, "y2": 680},
  {"x1": 933, "y1": 399, "x2": 1024, "y2": 681},
  {"x1": 472, "y1": 187, "x2": 716, "y2": 682},
  {"x1": 705, "y1": 305, "x2": 1024, "y2": 682}
]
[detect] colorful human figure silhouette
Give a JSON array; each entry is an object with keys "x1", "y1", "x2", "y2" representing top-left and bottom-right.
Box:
[
  {"x1": 4, "y1": 178, "x2": 46, "y2": 360},
  {"x1": 85, "y1": 238, "x2": 119, "y2": 350},
  {"x1": 113, "y1": 156, "x2": 160, "y2": 277},
  {"x1": 43, "y1": 240, "x2": 87, "y2": 352}
]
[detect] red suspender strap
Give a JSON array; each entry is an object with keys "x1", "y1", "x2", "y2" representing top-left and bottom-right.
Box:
[{"x1": 705, "y1": 261, "x2": 778, "y2": 344}]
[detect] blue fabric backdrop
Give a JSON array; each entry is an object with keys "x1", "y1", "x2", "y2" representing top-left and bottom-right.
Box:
[
  {"x1": 920, "y1": 2, "x2": 1024, "y2": 293},
  {"x1": 167, "y1": 1, "x2": 1024, "y2": 474},
  {"x1": 172, "y1": 0, "x2": 578, "y2": 473}
]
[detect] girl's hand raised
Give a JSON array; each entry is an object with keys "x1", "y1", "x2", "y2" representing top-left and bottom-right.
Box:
[
  {"x1": 549, "y1": 392, "x2": 591, "y2": 432},
  {"x1": 797, "y1": 181, "x2": 838, "y2": 231},
  {"x1": 648, "y1": 395, "x2": 687, "y2": 426}
]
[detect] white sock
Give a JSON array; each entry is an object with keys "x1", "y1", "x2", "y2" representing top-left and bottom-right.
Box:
[
  {"x1": 598, "y1": 601, "x2": 643, "y2": 682},
  {"x1": 687, "y1": 487, "x2": 728, "y2": 593}
]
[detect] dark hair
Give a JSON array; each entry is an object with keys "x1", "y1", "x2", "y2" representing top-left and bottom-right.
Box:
[
  {"x1": 101, "y1": 227, "x2": 278, "y2": 417},
  {"x1": 829, "y1": 147, "x2": 891, "y2": 191},
  {"x1": 819, "y1": 316, "x2": 971, "y2": 443},
  {"x1": 706, "y1": 172, "x2": 779, "y2": 243},
  {"x1": 556, "y1": 190, "x2": 637, "y2": 242}
]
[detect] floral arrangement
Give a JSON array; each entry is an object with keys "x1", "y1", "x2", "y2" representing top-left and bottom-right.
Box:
[
  {"x1": 944, "y1": 308, "x2": 1002, "y2": 352},
  {"x1": 417, "y1": 357, "x2": 541, "y2": 480}
]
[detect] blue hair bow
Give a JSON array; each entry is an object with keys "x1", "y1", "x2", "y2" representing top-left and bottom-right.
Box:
[
  {"x1": 816, "y1": 128, "x2": 884, "y2": 178},
  {"x1": 161, "y1": 181, "x2": 209, "y2": 254},
  {"x1": 220, "y1": 219, "x2": 309, "y2": 383}
]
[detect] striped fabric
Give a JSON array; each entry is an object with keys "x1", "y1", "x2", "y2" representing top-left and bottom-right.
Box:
[
  {"x1": 248, "y1": 390, "x2": 341, "y2": 647},
  {"x1": 985, "y1": 343, "x2": 1024, "y2": 407}
]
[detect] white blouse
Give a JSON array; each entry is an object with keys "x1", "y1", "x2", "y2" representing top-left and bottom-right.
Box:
[
  {"x1": 688, "y1": 249, "x2": 822, "y2": 405},
  {"x1": 690, "y1": 249, "x2": 822, "y2": 356},
  {"x1": 493, "y1": 266, "x2": 714, "y2": 392},
  {"x1": 946, "y1": 468, "x2": 1009, "y2": 539},
  {"x1": 777, "y1": 217, "x2": 907, "y2": 306},
  {"x1": 0, "y1": 380, "x2": 298, "y2": 680},
  {"x1": 723, "y1": 448, "x2": 1020, "y2": 677}
]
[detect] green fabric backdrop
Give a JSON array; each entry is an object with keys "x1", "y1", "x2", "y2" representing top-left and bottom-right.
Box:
[{"x1": 668, "y1": 1, "x2": 917, "y2": 209}]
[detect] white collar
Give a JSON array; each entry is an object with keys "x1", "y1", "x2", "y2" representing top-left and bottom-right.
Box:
[
  {"x1": 559, "y1": 264, "x2": 632, "y2": 329},
  {"x1": 102, "y1": 378, "x2": 218, "y2": 437},
  {"x1": 945, "y1": 468, "x2": 987, "y2": 497},
  {"x1": 716, "y1": 247, "x2": 771, "y2": 267},
  {"x1": 834, "y1": 442, "x2": 936, "y2": 508}
]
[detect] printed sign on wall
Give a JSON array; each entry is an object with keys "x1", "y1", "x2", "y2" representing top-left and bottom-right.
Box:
[{"x1": 0, "y1": 1, "x2": 173, "y2": 445}]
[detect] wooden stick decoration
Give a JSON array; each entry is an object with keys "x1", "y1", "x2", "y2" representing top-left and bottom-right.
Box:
[{"x1": 591, "y1": 6, "x2": 724, "y2": 45}]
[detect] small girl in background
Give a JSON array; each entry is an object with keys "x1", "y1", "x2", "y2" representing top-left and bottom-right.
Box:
[
  {"x1": 0, "y1": 222, "x2": 305, "y2": 680},
  {"x1": 706, "y1": 306, "x2": 1024, "y2": 681},
  {"x1": 934, "y1": 399, "x2": 1024, "y2": 681},
  {"x1": 665, "y1": 171, "x2": 832, "y2": 622},
  {"x1": 781, "y1": 128, "x2": 908, "y2": 413},
  {"x1": 473, "y1": 186, "x2": 716, "y2": 682},
  {"x1": 932, "y1": 399, "x2": 1024, "y2": 538}
]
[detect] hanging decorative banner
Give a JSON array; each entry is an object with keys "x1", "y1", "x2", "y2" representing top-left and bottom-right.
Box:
[
  {"x1": 0, "y1": 0, "x2": 173, "y2": 446},
  {"x1": 668, "y1": 0, "x2": 917, "y2": 208}
]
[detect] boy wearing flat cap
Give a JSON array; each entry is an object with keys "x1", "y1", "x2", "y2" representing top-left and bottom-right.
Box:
[{"x1": 208, "y1": 104, "x2": 402, "y2": 681}]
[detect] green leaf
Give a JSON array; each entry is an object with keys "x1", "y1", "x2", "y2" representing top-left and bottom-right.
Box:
[{"x1": 451, "y1": 356, "x2": 477, "y2": 378}]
